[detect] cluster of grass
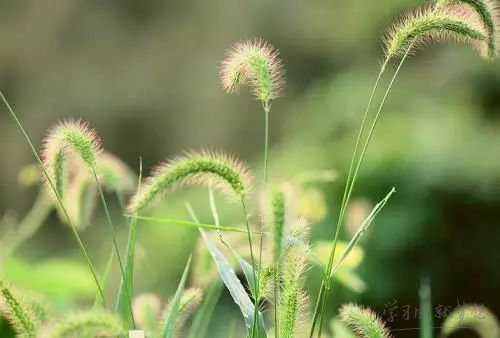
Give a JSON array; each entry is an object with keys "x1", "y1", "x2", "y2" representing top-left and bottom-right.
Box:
[{"x1": 0, "y1": 0, "x2": 500, "y2": 337}]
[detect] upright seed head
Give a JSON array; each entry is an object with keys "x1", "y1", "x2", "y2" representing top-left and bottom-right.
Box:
[
  {"x1": 436, "y1": 0, "x2": 500, "y2": 58},
  {"x1": 384, "y1": 5, "x2": 487, "y2": 59},
  {"x1": 220, "y1": 38, "x2": 285, "y2": 104},
  {"x1": 339, "y1": 304, "x2": 392, "y2": 338},
  {"x1": 41, "y1": 120, "x2": 101, "y2": 199},
  {"x1": 127, "y1": 150, "x2": 252, "y2": 213}
]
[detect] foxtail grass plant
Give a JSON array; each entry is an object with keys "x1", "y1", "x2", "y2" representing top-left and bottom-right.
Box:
[
  {"x1": 0, "y1": 92, "x2": 106, "y2": 305},
  {"x1": 309, "y1": 2, "x2": 494, "y2": 336},
  {"x1": 41, "y1": 120, "x2": 135, "y2": 327},
  {"x1": 221, "y1": 38, "x2": 285, "y2": 338}
]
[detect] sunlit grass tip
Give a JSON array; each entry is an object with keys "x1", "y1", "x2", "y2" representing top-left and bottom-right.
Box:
[
  {"x1": 340, "y1": 303, "x2": 392, "y2": 338},
  {"x1": 41, "y1": 119, "x2": 102, "y2": 199},
  {"x1": 127, "y1": 150, "x2": 253, "y2": 213},
  {"x1": 436, "y1": 0, "x2": 500, "y2": 58},
  {"x1": 221, "y1": 38, "x2": 285, "y2": 103},
  {"x1": 384, "y1": 5, "x2": 487, "y2": 59}
]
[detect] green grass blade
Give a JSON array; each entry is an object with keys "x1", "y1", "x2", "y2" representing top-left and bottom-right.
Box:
[
  {"x1": 419, "y1": 277, "x2": 433, "y2": 338},
  {"x1": 116, "y1": 158, "x2": 143, "y2": 327},
  {"x1": 187, "y1": 281, "x2": 223, "y2": 338},
  {"x1": 161, "y1": 256, "x2": 192, "y2": 338},
  {"x1": 0, "y1": 90, "x2": 105, "y2": 305},
  {"x1": 126, "y1": 215, "x2": 249, "y2": 233},
  {"x1": 332, "y1": 187, "x2": 395, "y2": 274},
  {"x1": 186, "y1": 204, "x2": 266, "y2": 337}
]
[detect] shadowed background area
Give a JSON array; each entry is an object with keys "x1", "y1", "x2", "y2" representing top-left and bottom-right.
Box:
[{"x1": 0, "y1": 0, "x2": 499, "y2": 337}]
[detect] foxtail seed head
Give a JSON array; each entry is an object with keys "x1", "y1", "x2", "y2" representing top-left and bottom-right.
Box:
[
  {"x1": 442, "y1": 304, "x2": 500, "y2": 337},
  {"x1": 127, "y1": 151, "x2": 252, "y2": 213},
  {"x1": 436, "y1": 0, "x2": 500, "y2": 58},
  {"x1": 41, "y1": 120, "x2": 101, "y2": 199},
  {"x1": 384, "y1": 6, "x2": 487, "y2": 59},
  {"x1": 221, "y1": 38, "x2": 285, "y2": 103},
  {"x1": 340, "y1": 304, "x2": 392, "y2": 338}
]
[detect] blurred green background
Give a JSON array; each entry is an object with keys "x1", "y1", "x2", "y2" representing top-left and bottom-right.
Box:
[{"x1": 1, "y1": 0, "x2": 499, "y2": 337}]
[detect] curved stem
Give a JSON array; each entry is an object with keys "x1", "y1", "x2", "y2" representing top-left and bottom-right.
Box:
[
  {"x1": 322, "y1": 48, "x2": 411, "y2": 338},
  {"x1": 0, "y1": 190, "x2": 52, "y2": 263},
  {"x1": 0, "y1": 90, "x2": 106, "y2": 305},
  {"x1": 309, "y1": 58, "x2": 389, "y2": 337}
]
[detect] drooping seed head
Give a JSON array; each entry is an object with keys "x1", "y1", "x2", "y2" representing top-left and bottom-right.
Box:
[
  {"x1": 0, "y1": 280, "x2": 39, "y2": 338},
  {"x1": 442, "y1": 304, "x2": 499, "y2": 337},
  {"x1": 127, "y1": 150, "x2": 252, "y2": 213},
  {"x1": 41, "y1": 120, "x2": 101, "y2": 199},
  {"x1": 340, "y1": 304, "x2": 392, "y2": 338},
  {"x1": 384, "y1": 5, "x2": 487, "y2": 59},
  {"x1": 221, "y1": 38, "x2": 285, "y2": 103},
  {"x1": 436, "y1": 0, "x2": 500, "y2": 58}
]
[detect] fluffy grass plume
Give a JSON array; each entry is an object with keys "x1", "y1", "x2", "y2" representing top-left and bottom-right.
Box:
[
  {"x1": 40, "y1": 309, "x2": 124, "y2": 338},
  {"x1": 384, "y1": 5, "x2": 487, "y2": 58},
  {"x1": 132, "y1": 293, "x2": 161, "y2": 334},
  {"x1": 437, "y1": 0, "x2": 500, "y2": 58},
  {"x1": 221, "y1": 38, "x2": 285, "y2": 103},
  {"x1": 0, "y1": 280, "x2": 38, "y2": 338},
  {"x1": 127, "y1": 151, "x2": 252, "y2": 213},
  {"x1": 339, "y1": 304, "x2": 392, "y2": 338},
  {"x1": 279, "y1": 241, "x2": 309, "y2": 338},
  {"x1": 41, "y1": 120, "x2": 101, "y2": 199},
  {"x1": 441, "y1": 304, "x2": 500, "y2": 337}
]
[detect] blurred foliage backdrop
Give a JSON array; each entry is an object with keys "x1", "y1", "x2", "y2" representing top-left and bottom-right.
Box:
[{"x1": 1, "y1": 0, "x2": 500, "y2": 337}]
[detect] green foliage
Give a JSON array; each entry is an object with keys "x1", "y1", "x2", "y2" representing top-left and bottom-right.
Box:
[
  {"x1": 160, "y1": 256, "x2": 192, "y2": 338},
  {"x1": 1, "y1": 258, "x2": 95, "y2": 301}
]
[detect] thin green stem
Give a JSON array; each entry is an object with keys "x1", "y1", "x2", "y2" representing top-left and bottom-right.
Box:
[
  {"x1": 116, "y1": 158, "x2": 143, "y2": 328},
  {"x1": 91, "y1": 168, "x2": 135, "y2": 327},
  {"x1": 0, "y1": 90, "x2": 106, "y2": 305},
  {"x1": 309, "y1": 58, "x2": 389, "y2": 338},
  {"x1": 242, "y1": 198, "x2": 259, "y2": 338},
  {"x1": 315, "y1": 47, "x2": 412, "y2": 338}
]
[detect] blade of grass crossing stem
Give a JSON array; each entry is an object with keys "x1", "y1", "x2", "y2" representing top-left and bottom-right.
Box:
[
  {"x1": 116, "y1": 158, "x2": 143, "y2": 327},
  {"x1": 187, "y1": 281, "x2": 223, "y2": 338},
  {"x1": 332, "y1": 188, "x2": 395, "y2": 274},
  {"x1": 0, "y1": 90, "x2": 105, "y2": 305},
  {"x1": 161, "y1": 255, "x2": 192, "y2": 338},
  {"x1": 420, "y1": 277, "x2": 433, "y2": 338},
  {"x1": 313, "y1": 46, "x2": 412, "y2": 338},
  {"x1": 186, "y1": 203, "x2": 266, "y2": 337}
]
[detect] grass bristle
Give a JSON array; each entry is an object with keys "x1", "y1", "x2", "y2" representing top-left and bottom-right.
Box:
[
  {"x1": 41, "y1": 120, "x2": 102, "y2": 199},
  {"x1": 220, "y1": 38, "x2": 285, "y2": 103},
  {"x1": 340, "y1": 304, "x2": 392, "y2": 338},
  {"x1": 384, "y1": 5, "x2": 487, "y2": 58},
  {"x1": 127, "y1": 150, "x2": 252, "y2": 213}
]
